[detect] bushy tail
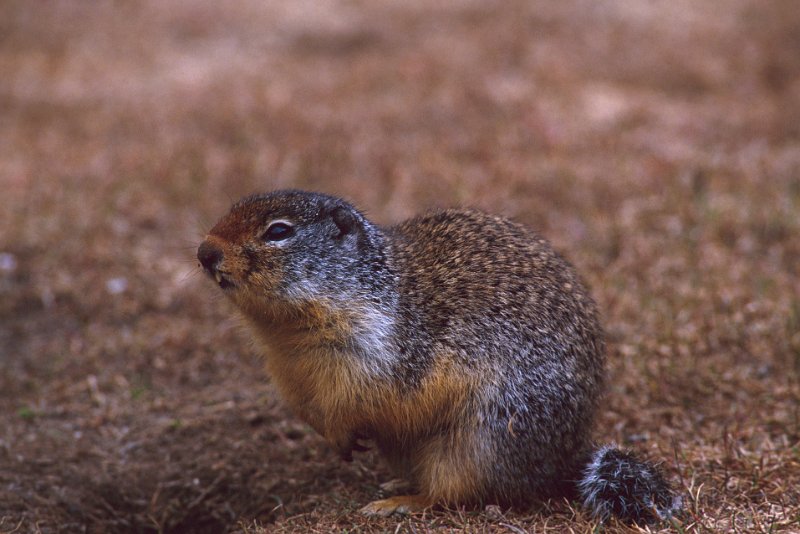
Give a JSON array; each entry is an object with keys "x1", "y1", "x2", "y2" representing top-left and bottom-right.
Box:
[{"x1": 577, "y1": 444, "x2": 682, "y2": 525}]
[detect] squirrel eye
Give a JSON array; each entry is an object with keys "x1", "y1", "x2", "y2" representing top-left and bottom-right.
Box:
[{"x1": 263, "y1": 221, "x2": 294, "y2": 241}]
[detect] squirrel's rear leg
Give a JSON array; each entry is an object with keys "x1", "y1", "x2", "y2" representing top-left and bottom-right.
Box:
[
  {"x1": 362, "y1": 430, "x2": 486, "y2": 516},
  {"x1": 360, "y1": 494, "x2": 433, "y2": 517}
]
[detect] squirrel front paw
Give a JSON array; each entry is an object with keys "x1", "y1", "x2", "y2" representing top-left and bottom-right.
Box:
[
  {"x1": 379, "y1": 478, "x2": 413, "y2": 494},
  {"x1": 330, "y1": 432, "x2": 372, "y2": 462}
]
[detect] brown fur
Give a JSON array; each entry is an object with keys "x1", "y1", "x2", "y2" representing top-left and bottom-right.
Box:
[{"x1": 197, "y1": 190, "x2": 678, "y2": 524}]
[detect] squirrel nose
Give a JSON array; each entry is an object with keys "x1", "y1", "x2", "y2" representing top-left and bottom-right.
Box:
[{"x1": 197, "y1": 241, "x2": 223, "y2": 273}]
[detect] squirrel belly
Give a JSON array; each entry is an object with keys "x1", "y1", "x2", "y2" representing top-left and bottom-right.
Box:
[{"x1": 197, "y1": 189, "x2": 680, "y2": 525}]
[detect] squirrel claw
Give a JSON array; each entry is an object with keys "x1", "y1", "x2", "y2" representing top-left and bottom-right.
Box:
[
  {"x1": 338, "y1": 438, "x2": 371, "y2": 462},
  {"x1": 351, "y1": 439, "x2": 371, "y2": 452}
]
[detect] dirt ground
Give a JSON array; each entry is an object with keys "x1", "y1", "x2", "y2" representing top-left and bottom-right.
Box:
[{"x1": 1, "y1": 1, "x2": 799, "y2": 532}]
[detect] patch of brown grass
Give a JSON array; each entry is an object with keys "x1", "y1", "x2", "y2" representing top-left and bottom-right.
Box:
[{"x1": 1, "y1": 0, "x2": 799, "y2": 532}]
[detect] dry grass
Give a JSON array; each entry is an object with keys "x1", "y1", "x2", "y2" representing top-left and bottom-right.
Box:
[{"x1": 1, "y1": 1, "x2": 799, "y2": 532}]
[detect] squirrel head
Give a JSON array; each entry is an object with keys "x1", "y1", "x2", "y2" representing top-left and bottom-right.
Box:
[{"x1": 198, "y1": 190, "x2": 394, "y2": 315}]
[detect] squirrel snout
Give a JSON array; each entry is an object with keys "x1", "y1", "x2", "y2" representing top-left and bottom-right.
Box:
[
  {"x1": 197, "y1": 240, "x2": 236, "y2": 289},
  {"x1": 197, "y1": 241, "x2": 223, "y2": 273}
]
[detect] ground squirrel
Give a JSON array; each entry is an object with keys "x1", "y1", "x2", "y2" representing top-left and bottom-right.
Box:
[{"x1": 197, "y1": 190, "x2": 680, "y2": 524}]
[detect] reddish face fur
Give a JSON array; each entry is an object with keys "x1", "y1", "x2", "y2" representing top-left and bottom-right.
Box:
[{"x1": 199, "y1": 199, "x2": 294, "y2": 306}]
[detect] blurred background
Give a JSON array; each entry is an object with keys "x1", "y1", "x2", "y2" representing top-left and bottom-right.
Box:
[{"x1": 1, "y1": 1, "x2": 798, "y2": 532}]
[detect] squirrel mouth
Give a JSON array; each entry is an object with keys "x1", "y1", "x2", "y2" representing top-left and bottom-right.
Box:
[{"x1": 212, "y1": 269, "x2": 236, "y2": 290}]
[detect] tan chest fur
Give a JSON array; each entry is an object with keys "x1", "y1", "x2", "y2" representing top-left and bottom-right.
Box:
[{"x1": 240, "y1": 297, "x2": 480, "y2": 448}]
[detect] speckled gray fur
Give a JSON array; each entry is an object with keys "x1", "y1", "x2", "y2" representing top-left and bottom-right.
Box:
[{"x1": 200, "y1": 190, "x2": 680, "y2": 525}]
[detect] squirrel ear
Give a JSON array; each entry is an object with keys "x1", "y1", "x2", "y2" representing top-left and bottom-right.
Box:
[{"x1": 330, "y1": 206, "x2": 358, "y2": 237}]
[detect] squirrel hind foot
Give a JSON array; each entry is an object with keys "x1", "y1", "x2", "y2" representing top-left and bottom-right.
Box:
[{"x1": 360, "y1": 494, "x2": 433, "y2": 517}]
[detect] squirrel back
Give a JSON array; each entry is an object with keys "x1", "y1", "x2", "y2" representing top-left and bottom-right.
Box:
[{"x1": 198, "y1": 190, "x2": 681, "y2": 525}]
